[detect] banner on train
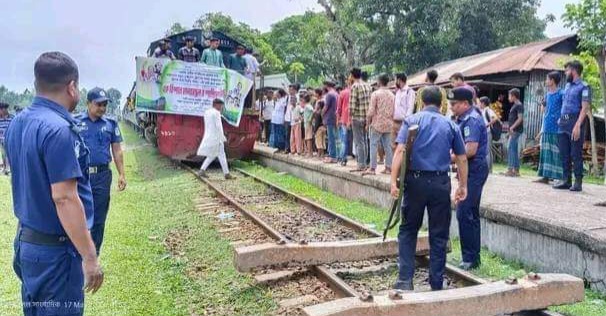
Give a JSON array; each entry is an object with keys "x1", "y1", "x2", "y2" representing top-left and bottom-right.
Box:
[{"x1": 135, "y1": 57, "x2": 253, "y2": 126}]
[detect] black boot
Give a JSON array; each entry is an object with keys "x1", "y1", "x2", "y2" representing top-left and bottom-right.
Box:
[
  {"x1": 570, "y1": 179, "x2": 582, "y2": 192},
  {"x1": 553, "y1": 179, "x2": 572, "y2": 190}
]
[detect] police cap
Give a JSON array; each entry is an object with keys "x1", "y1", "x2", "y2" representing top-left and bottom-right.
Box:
[
  {"x1": 447, "y1": 87, "x2": 473, "y2": 102},
  {"x1": 87, "y1": 87, "x2": 110, "y2": 103}
]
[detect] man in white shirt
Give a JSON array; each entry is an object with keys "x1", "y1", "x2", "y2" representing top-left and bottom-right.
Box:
[
  {"x1": 284, "y1": 84, "x2": 299, "y2": 153},
  {"x1": 392, "y1": 73, "x2": 415, "y2": 151},
  {"x1": 260, "y1": 90, "x2": 275, "y2": 143},
  {"x1": 197, "y1": 99, "x2": 233, "y2": 179},
  {"x1": 244, "y1": 49, "x2": 260, "y2": 81}
]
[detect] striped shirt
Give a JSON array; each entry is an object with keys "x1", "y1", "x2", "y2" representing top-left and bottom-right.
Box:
[
  {"x1": 349, "y1": 81, "x2": 372, "y2": 121},
  {"x1": 0, "y1": 114, "x2": 13, "y2": 144}
]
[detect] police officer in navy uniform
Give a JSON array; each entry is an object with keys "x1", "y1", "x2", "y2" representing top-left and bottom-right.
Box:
[
  {"x1": 76, "y1": 87, "x2": 126, "y2": 255},
  {"x1": 449, "y1": 87, "x2": 489, "y2": 271},
  {"x1": 391, "y1": 86, "x2": 468, "y2": 291},
  {"x1": 5, "y1": 52, "x2": 104, "y2": 316},
  {"x1": 554, "y1": 60, "x2": 591, "y2": 192}
]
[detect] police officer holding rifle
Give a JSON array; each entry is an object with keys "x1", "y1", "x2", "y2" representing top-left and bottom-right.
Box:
[{"x1": 390, "y1": 86, "x2": 468, "y2": 292}]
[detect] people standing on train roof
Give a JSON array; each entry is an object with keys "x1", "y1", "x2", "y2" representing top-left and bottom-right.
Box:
[
  {"x1": 178, "y1": 35, "x2": 200, "y2": 62},
  {"x1": 244, "y1": 49, "x2": 260, "y2": 81},
  {"x1": 535, "y1": 71, "x2": 564, "y2": 184},
  {"x1": 553, "y1": 60, "x2": 591, "y2": 192},
  {"x1": 201, "y1": 37, "x2": 225, "y2": 68},
  {"x1": 153, "y1": 38, "x2": 176, "y2": 60},
  {"x1": 227, "y1": 45, "x2": 248, "y2": 75},
  {"x1": 391, "y1": 85, "x2": 468, "y2": 292},
  {"x1": 5, "y1": 51, "x2": 104, "y2": 316},
  {"x1": 197, "y1": 98, "x2": 233, "y2": 180},
  {"x1": 449, "y1": 87, "x2": 489, "y2": 271},
  {"x1": 0, "y1": 102, "x2": 14, "y2": 175},
  {"x1": 75, "y1": 87, "x2": 126, "y2": 255}
]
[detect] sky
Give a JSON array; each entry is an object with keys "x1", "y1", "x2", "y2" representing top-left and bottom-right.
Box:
[{"x1": 0, "y1": 0, "x2": 577, "y2": 97}]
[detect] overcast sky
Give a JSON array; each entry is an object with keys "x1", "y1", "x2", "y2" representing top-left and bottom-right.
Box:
[{"x1": 0, "y1": 0, "x2": 577, "y2": 97}]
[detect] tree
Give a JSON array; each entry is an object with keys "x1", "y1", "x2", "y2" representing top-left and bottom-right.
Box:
[
  {"x1": 267, "y1": 12, "x2": 342, "y2": 83},
  {"x1": 106, "y1": 88, "x2": 122, "y2": 116},
  {"x1": 563, "y1": 0, "x2": 606, "y2": 180},
  {"x1": 288, "y1": 62, "x2": 305, "y2": 83},
  {"x1": 356, "y1": 0, "x2": 549, "y2": 74},
  {"x1": 165, "y1": 22, "x2": 187, "y2": 37}
]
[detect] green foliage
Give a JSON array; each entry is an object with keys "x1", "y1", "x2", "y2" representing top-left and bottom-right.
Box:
[
  {"x1": 165, "y1": 22, "x2": 187, "y2": 37},
  {"x1": 563, "y1": 0, "x2": 606, "y2": 55},
  {"x1": 193, "y1": 13, "x2": 283, "y2": 74},
  {"x1": 0, "y1": 86, "x2": 34, "y2": 110},
  {"x1": 267, "y1": 11, "x2": 342, "y2": 83},
  {"x1": 357, "y1": 0, "x2": 549, "y2": 74}
]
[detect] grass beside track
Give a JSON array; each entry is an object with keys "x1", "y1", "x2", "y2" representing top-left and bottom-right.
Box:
[
  {"x1": 0, "y1": 124, "x2": 274, "y2": 316},
  {"x1": 235, "y1": 160, "x2": 606, "y2": 316}
]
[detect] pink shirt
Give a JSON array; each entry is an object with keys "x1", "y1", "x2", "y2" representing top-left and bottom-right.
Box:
[
  {"x1": 394, "y1": 86, "x2": 415, "y2": 121},
  {"x1": 336, "y1": 88, "x2": 351, "y2": 126}
]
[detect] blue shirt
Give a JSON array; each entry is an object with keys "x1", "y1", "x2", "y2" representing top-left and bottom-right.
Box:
[
  {"x1": 561, "y1": 78, "x2": 591, "y2": 115},
  {"x1": 543, "y1": 89, "x2": 563, "y2": 133},
  {"x1": 5, "y1": 97, "x2": 94, "y2": 234},
  {"x1": 396, "y1": 105, "x2": 466, "y2": 171},
  {"x1": 456, "y1": 107, "x2": 488, "y2": 167},
  {"x1": 76, "y1": 113, "x2": 123, "y2": 166}
]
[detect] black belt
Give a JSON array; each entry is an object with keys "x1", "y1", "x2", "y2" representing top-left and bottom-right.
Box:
[
  {"x1": 89, "y1": 164, "x2": 109, "y2": 174},
  {"x1": 18, "y1": 225, "x2": 70, "y2": 246},
  {"x1": 409, "y1": 170, "x2": 449, "y2": 178}
]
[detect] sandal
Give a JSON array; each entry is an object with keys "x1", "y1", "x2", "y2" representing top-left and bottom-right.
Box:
[{"x1": 381, "y1": 168, "x2": 391, "y2": 175}]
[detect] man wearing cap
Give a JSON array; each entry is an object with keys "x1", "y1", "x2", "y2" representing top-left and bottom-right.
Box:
[
  {"x1": 196, "y1": 98, "x2": 233, "y2": 179},
  {"x1": 178, "y1": 36, "x2": 200, "y2": 63},
  {"x1": 76, "y1": 87, "x2": 126, "y2": 255},
  {"x1": 0, "y1": 102, "x2": 13, "y2": 175},
  {"x1": 391, "y1": 85, "x2": 468, "y2": 292},
  {"x1": 201, "y1": 37, "x2": 225, "y2": 68},
  {"x1": 6, "y1": 51, "x2": 103, "y2": 316},
  {"x1": 153, "y1": 39, "x2": 176, "y2": 60},
  {"x1": 449, "y1": 87, "x2": 488, "y2": 271}
]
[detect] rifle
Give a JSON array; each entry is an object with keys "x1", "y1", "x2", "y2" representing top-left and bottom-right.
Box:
[{"x1": 383, "y1": 125, "x2": 418, "y2": 241}]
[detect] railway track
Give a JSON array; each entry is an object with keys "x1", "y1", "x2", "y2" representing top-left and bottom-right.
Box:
[{"x1": 182, "y1": 162, "x2": 574, "y2": 316}]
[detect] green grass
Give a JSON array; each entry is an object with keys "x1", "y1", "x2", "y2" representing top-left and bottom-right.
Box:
[
  {"x1": 0, "y1": 123, "x2": 274, "y2": 316},
  {"x1": 493, "y1": 162, "x2": 604, "y2": 185},
  {"x1": 236, "y1": 159, "x2": 606, "y2": 316}
]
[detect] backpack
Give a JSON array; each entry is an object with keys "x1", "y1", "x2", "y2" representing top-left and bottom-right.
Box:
[{"x1": 484, "y1": 110, "x2": 502, "y2": 141}]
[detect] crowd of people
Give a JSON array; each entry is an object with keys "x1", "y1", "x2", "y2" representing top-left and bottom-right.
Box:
[
  {"x1": 255, "y1": 61, "x2": 591, "y2": 194},
  {"x1": 256, "y1": 68, "x2": 503, "y2": 177}
]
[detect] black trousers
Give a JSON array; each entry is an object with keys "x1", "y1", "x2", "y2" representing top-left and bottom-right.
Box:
[{"x1": 263, "y1": 120, "x2": 271, "y2": 143}]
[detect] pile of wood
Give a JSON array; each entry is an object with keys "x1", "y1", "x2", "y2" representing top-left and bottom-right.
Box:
[
  {"x1": 583, "y1": 142, "x2": 606, "y2": 166},
  {"x1": 522, "y1": 142, "x2": 605, "y2": 167},
  {"x1": 521, "y1": 144, "x2": 541, "y2": 166}
]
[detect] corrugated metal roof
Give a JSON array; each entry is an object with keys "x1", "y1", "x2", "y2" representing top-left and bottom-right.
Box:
[
  {"x1": 255, "y1": 73, "x2": 291, "y2": 89},
  {"x1": 408, "y1": 35, "x2": 576, "y2": 87}
]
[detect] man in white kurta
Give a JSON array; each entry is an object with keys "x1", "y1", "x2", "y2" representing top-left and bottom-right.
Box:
[{"x1": 197, "y1": 98, "x2": 233, "y2": 179}]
